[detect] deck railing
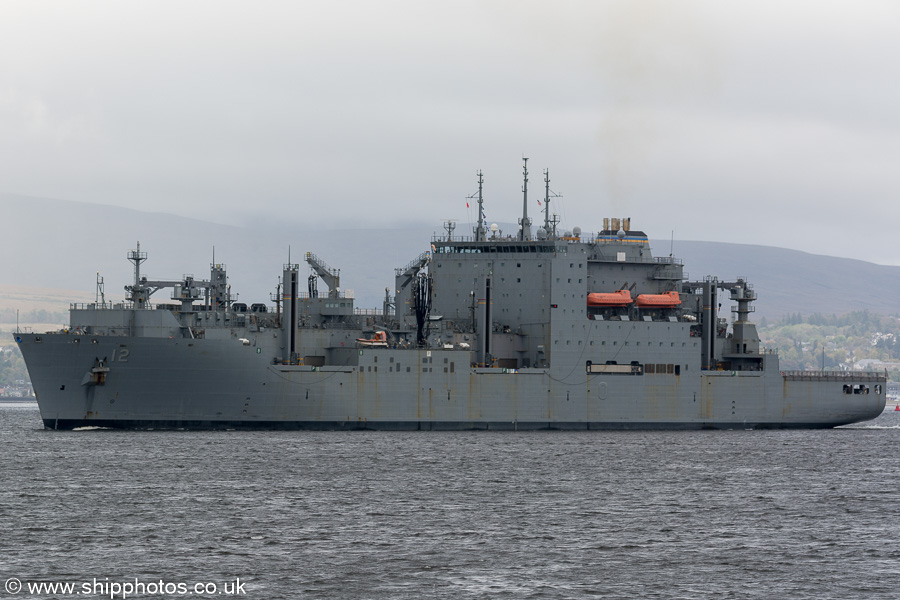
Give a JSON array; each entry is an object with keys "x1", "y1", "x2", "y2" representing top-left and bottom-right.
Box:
[{"x1": 782, "y1": 370, "x2": 886, "y2": 382}]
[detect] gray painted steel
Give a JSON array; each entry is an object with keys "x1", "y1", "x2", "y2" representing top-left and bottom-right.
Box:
[{"x1": 14, "y1": 176, "x2": 886, "y2": 430}]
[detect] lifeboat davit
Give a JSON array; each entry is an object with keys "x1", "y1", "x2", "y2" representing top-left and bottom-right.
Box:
[
  {"x1": 357, "y1": 331, "x2": 389, "y2": 347},
  {"x1": 635, "y1": 291, "x2": 681, "y2": 308},
  {"x1": 587, "y1": 290, "x2": 633, "y2": 307}
]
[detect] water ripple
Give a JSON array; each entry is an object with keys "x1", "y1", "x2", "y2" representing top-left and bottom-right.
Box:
[{"x1": 2, "y1": 407, "x2": 900, "y2": 598}]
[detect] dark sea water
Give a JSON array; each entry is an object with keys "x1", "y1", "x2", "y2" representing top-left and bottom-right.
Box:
[{"x1": 2, "y1": 403, "x2": 900, "y2": 600}]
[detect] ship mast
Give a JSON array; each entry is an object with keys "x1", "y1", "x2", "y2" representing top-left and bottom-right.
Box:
[
  {"x1": 542, "y1": 168, "x2": 561, "y2": 239},
  {"x1": 469, "y1": 170, "x2": 486, "y2": 241},
  {"x1": 443, "y1": 219, "x2": 457, "y2": 241},
  {"x1": 518, "y1": 157, "x2": 531, "y2": 241},
  {"x1": 128, "y1": 241, "x2": 147, "y2": 289},
  {"x1": 126, "y1": 241, "x2": 149, "y2": 307},
  {"x1": 95, "y1": 272, "x2": 106, "y2": 306}
]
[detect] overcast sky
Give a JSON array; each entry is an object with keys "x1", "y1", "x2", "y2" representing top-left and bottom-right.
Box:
[{"x1": 2, "y1": 1, "x2": 899, "y2": 264}]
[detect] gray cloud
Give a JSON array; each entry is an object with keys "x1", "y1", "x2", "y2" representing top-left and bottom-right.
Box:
[{"x1": 1, "y1": 0, "x2": 898, "y2": 264}]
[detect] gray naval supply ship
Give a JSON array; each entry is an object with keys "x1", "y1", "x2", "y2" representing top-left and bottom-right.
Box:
[{"x1": 15, "y1": 162, "x2": 887, "y2": 430}]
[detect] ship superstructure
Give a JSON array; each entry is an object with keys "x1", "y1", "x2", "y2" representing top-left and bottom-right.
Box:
[{"x1": 14, "y1": 164, "x2": 886, "y2": 429}]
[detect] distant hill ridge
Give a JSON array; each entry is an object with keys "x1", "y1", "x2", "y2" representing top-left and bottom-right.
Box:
[{"x1": 3, "y1": 192, "x2": 898, "y2": 320}]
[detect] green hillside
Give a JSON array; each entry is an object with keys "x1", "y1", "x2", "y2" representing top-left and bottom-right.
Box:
[{"x1": 759, "y1": 310, "x2": 900, "y2": 379}]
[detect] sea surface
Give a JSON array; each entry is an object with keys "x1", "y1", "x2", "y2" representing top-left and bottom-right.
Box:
[{"x1": 2, "y1": 403, "x2": 900, "y2": 599}]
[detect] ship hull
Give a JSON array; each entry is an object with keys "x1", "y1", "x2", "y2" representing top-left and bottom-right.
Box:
[{"x1": 17, "y1": 333, "x2": 886, "y2": 430}]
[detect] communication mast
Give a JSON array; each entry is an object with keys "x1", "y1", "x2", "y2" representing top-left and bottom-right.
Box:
[
  {"x1": 518, "y1": 157, "x2": 531, "y2": 241},
  {"x1": 468, "y1": 170, "x2": 486, "y2": 241}
]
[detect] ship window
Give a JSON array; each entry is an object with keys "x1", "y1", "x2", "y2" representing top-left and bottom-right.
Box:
[
  {"x1": 444, "y1": 367, "x2": 448, "y2": 373},
  {"x1": 407, "y1": 367, "x2": 411, "y2": 372},
  {"x1": 390, "y1": 357, "x2": 394, "y2": 363},
  {"x1": 517, "y1": 278, "x2": 521, "y2": 283},
  {"x1": 450, "y1": 362, "x2": 455, "y2": 373},
  {"x1": 517, "y1": 263, "x2": 521, "y2": 267},
  {"x1": 675, "y1": 365, "x2": 681, "y2": 375}
]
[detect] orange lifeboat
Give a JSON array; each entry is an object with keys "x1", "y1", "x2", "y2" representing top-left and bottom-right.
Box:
[
  {"x1": 636, "y1": 291, "x2": 681, "y2": 308},
  {"x1": 587, "y1": 290, "x2": 633, "y2": 307},
  {"x1": 357, "y1": 331, "x2": 389, "y2": 347}
]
